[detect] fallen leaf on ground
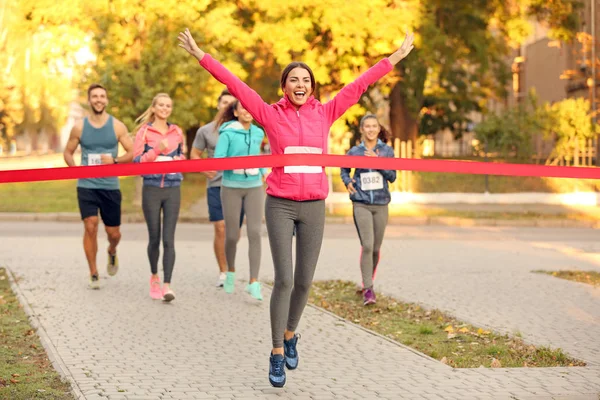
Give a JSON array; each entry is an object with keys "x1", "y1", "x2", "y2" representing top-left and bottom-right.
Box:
[
  {"x1": 444, "y1": 326, "x2": 454, "y2": 333},
  {"x1": 440, "y1": 357, "x2": 448, "y2": 364},
  {"x1": 490, "y1": 358, "x2": 502, "y2": 368}
]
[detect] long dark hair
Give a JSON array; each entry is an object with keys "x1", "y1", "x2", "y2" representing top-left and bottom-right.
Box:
[
  {"x1": 280, "y1": 62, "x2": 316, "y2": 95},
  {"x1": 360, "y1": 114, "x2": 391, "y2": 143},
  {"x1": 214, "y1": 100, "x2": 240, "y2": 130}
]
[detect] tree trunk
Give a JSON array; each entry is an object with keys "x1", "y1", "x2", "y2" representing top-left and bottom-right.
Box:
[{"x1": 389, "y1": 81, "x2": 418, "y2": 143}]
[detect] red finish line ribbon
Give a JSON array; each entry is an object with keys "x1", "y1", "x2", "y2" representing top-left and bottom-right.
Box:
[{"x1": 0, "y1": 155, "x2": 598, "y2": 184}]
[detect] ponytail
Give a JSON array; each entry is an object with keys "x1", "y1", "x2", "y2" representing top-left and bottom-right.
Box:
[{"x1": 215, "y1": 100, "x2": 239, "y2": 131}]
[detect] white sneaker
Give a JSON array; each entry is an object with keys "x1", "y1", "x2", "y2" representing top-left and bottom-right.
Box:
[
  {"x1": 89, "y1": 274, "x2": 100, "y2": 290},
  {"x1": 216, "y1": 272, "x2": 226, "y2": 288}
]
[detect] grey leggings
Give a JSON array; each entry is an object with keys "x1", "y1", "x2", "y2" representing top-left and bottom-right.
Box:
[
  {"x1": 352, "y1": 202, "x2": 388, "y2": 289},
  {"x1": 142, "y1": 185, "x2": 181, "y2": 283},
  {"x1": 221, "y1": 186, "x2": 264, "y2": 280},
  {"x1": 266, "y1": 195, "x2": 325, "y2": 348}
]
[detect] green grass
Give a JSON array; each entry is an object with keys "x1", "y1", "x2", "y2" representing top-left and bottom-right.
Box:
[
  {"x1": 326, "y1": 202, "x2": 600, "y2": 221},
  {"x1": 533, "y1": 270, "x2": 600, "y2": 287},
  {"x1": 0, "y1": 267, "x2": 74, "y2": 399},
  {"x1": 309, "y1": 280, "x2": 586, "y2": 368},
  {"x1": 0, "y1": 174, "x2": 207, "y2": 214},
  {"x1": 329, "y1": 168, "x2": 600, "y2": 193}
]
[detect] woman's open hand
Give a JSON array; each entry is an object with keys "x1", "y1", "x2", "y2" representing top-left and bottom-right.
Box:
[
  {"x1": 388, "y1": 32, "x2": 415, "y2": 65},
  {"x1": 178, "y1": 28, "x2": 205, "y2": 61}
]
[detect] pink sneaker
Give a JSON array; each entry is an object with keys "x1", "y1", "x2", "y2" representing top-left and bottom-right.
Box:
[
  {"x1": 162, "y1": 287, "x2": 175, "y2": 302},
  {"x1": 149, "y1": 275, "x2": 162, "y2": 300}
]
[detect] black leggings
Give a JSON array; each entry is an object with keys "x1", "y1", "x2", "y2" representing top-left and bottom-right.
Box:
[
  {"x1": 142, "y1": 185, "x2": 181, "y2": 283},
  {"x1": 265, "y1": 195, "x2": 325, "y2": 348}
]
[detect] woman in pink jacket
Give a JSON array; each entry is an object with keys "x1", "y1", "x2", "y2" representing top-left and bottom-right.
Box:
[
  {"x1": 179, "y1": 28, "x2": 414, "y2": 388},
  {"x1": 133, "y1": 93, "x2": 186, "y2": 303}
]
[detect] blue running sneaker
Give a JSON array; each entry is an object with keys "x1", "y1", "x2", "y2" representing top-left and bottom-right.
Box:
[
  {"x1": 283, "y1": 334, "x2": 300, "y2": 370},
  {"x1": 269, "y1": 353, "x2": 286, "y2": 387}
]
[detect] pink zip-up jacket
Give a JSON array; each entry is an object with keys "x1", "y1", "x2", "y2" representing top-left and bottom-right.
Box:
[
  {"x1": 133, "y1": 123, "x2": 186, "y2": 188},
  {"x1": 200, "y1": 54, "x2": 393, "y2": 201}
]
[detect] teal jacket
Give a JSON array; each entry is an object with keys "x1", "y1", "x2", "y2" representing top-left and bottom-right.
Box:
[{"x1": 214, "y1": 120, "x2": 266, "y2": 188}]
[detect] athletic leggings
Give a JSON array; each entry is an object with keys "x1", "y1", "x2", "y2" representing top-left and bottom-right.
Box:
[
  {"x1": 142, "y1": 185, "x2": 181, "y2": 283},
  {"x1": 352, "y1": 202, "x2": 389, "y2": 289},
  {"x1": 266, "y1": 195, "x2": 325, "y2": 348},
  {"x1": 220, "y1": 186, "x2": 264, "y2": 280}
]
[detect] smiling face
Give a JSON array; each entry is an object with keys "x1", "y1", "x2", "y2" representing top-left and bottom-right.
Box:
[
  {"x1": 281, "y1": 62, "x2": 315, "y2": 107},
  {"x1": 360, "y1": 117, "x2": 381, "y2": 143},
  {"x1": 88, "y1": 88, "x2": 108, "y2": 115},
  {"x1": 152, "y1": 96, "x2": 173, "y2": 121},
  {"x1": 233, "y1": 102, "x2": 253, "y2": 124}
]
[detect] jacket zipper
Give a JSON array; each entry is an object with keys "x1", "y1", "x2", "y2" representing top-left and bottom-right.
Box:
[{"x1": 297, "y1": 110, "x2": 303, "y2": 199}]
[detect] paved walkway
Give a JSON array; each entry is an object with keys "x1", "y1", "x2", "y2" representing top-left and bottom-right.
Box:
[{"x1": 2, "y1": 222, "x2": 600, "y2": 399}]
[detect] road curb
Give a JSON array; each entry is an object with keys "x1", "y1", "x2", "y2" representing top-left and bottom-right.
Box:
[
  {"x1": 0, "y1": 212, "x2": 598, "y2": 229},
  {"x1": 5, "y1": 267, "x2": 86, "y2": 400}
]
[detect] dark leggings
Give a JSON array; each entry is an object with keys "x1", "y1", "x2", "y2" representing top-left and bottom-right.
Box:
[
  {"x1": 265, "y1": 195, "x2": 325, "y2": 348},
  {"x1": 142, "y1": 185, "x2": 181, "y2": 283},
  {"x1": 352, "y1": 202, "x2": 388, "y2": 289}
]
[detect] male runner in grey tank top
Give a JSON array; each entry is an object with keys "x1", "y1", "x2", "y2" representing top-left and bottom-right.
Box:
[
  {"x1": 63, "y1": 84, "x2": 134, "y2": 289},
  {"x1": 191, "y1": 89, "x2": 243, "y2": 287}
]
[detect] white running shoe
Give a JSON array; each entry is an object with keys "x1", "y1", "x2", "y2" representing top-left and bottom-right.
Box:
[{"x1": 216, "y1": 272, "x2": 226, "y2": 288}]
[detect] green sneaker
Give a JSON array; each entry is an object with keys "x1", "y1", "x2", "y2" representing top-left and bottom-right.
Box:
[
  {"x1": 246, "y1": 282, "x2": 263, "y2": 301},
  {"x1": 224, "y1": 272, "x2": 235, "y2": 294}
]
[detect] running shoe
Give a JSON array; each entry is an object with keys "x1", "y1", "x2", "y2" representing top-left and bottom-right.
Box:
[
  {"x1": 162, "y1": 287, "x2": 175, "y2": 302},
  {"x1": 245, "y1": 282, "x2": 263, "y2": 301},
  {"x1": 216, "y1": 272, "x2": 226, "y2": 288},
  {"x1": 283, "y1": 333, "x2": 300, "y2": 370},
  {"x1": 268, "y1": 353, "x2": 286, "y2": 387},
  {"x1": 107, "y1": 251, "x2": 119, "y2": 276},
  {"x1": 363, "y1": 288, "x2": 376, "y2": 306},
  {"x1": 89, "y1": 274, "x2": 100, "y2": 290},
  {"x1": 150, "y1": 275, "x2": 162, "y2": 300},
  {"x1": 224, "y1": 272, "x2": 235, "y2": 294}
]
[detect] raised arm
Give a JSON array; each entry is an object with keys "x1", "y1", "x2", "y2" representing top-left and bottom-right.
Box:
[
  {"x1": 323, "y1": 33, "x2": 415, "y2": 124},
  {"x1": 178, "y1": 29, "x2": 275, "y2": 126}
]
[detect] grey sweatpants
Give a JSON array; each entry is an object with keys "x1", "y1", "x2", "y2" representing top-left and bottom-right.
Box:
[
  {"x1": 265, "y1": 195, "x2": 325, "y2": 348},
  {"x1": 221, "y1": 186, "x2": 264, "y2": 280},
  {"x1": 352, "y1": 202, "x2": 388, "y2": 289},
  {"x1": 142, "y1": 185, "x2": 181, "y2": 283}
]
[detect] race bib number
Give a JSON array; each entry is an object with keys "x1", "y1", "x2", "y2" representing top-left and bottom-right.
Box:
[
  {"x1": 232, "y1": 168, "x2": 259, "y2": 175},
  {"x1": 283, "y1": 146, "x2": 323, "y2": 174},
  {"x1": 155, "y1": 155, "x2": 177, "y2": 175},
  {"x1": 361, "y1": 172, "x2": 383, "y2": 191},
  {"x1": 88, "y1": 153, "x2": 107, "y2": 166}
]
